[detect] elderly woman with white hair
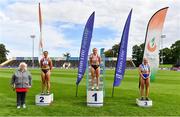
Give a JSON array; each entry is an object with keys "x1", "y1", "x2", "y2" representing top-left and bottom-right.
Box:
[{"x1": 11, "y1": 62, "x2": 32, "y2": 109}]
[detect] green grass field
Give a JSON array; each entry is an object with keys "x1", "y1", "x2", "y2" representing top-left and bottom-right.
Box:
[
  {"x1": 0, "y1": 68, "x2": 179, "y2": 116},
  {"x1": 159, "y1": 64, "x2": 173, "y2": 68}
]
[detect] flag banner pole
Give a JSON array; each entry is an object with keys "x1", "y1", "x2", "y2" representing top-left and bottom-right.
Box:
[
  {"x1": 38, "y1": 2, "x2": 44, "y2": 64},
  {"x1": 143, "y1": 7, "x2": 169, "y2": 81},
  {"x1": 76, "y1": 12, "x2": 95, "y2": 85},
  {"x1": 75, "y1": 12, "x2": 95, "y2": 96},
  {"x1": 75, "y1": 84, "x2": 78, "y2": 97},
  {"x1": 112, "y1": 9, "x2": 132, "y2": 97},
  {"x1": 112, "y1": 86, "x2": 115, "y2": 97}
]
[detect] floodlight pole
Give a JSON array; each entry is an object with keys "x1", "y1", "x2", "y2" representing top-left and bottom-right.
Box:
[
  {"x1": 30, "y1": 35, "x2": 35, "y2": 68},
  {"x1": 161, "y1": 35, "x2": 166, "y2": 65}
]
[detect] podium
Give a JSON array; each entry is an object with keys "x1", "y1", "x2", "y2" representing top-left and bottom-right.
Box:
[
  {"x1": 35, "y1": 93, "x2": 54, "y2": 106},
  {"x1": 136, "y1": 98, "x2": 152, "y2": 107},
  {"x1": 86, "y1": 66, "x2": 104, "y2": 107},
  {"x1": 86, "y1": 48, "x2": 105, "y2": 107},
  {"x1": 87, "y1": 91, "x2": 103, "y2": 107},
  {"x1": 87, "y1": 67, "x2": 104, "y2": 107}
]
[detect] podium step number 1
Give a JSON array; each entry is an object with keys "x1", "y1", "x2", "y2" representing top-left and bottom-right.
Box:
[
  {"x1": 87, "y1": 48, "x2": 105, "y2": 107},
  {"x1": 87, "y1": 67, "x2": 104, "y2": 107},
  {"x1": 87, "y1": 91, "x2": 103, "y2": 107},
  {"x1": 35, "y1": 93, "x2": 54, "y2": 106}
]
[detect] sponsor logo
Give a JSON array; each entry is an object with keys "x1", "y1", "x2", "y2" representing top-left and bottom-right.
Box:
[
  {"x1": 116, "y1": 74, "x2": 123, "y2": 80},
  {"x1": 147, "y1": 37, "x2": 157, "y2": 52}
]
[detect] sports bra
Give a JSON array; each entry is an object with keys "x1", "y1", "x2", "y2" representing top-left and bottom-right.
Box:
[
  {"x1": 41, "y1": 58, "x2": 50, "y2": 69},
  {"x1": 90, "y1": 54, "x2": 100, "y2": 65}
]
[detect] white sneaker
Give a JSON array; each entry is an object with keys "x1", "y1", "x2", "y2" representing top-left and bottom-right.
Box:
[
  {"x1": 96, "y1": 86, "x2": 99, "y2": 90},
  {"x1": 46, "y1": 91, "x2": 50, "y2": 95},
  {"x1": 91, "y1": 86, "x2": 94, "y2": 90},
  {"x1": 17, "y1": 106, "x2": 20, "y2": 109},
  {"x1": 22, "y1": 104, "x2": 26, "y2": 108}
]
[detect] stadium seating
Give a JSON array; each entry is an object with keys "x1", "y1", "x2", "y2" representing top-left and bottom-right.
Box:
[{"x1": 1, "y1": 57, "x2": 136, "y2": 68}]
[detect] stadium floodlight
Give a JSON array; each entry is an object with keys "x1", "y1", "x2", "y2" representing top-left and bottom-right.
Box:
[
  {"x1": 161, "y1": 34, "x2": 166, "y2": 64},
  {"x1": 30, "y1": 35, "x2": 35, "y2": 68}
]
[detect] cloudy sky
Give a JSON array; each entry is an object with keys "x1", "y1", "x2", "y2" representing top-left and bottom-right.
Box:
[{"x1": 0, "y1": 0, "x2": 179, "y2": 58}]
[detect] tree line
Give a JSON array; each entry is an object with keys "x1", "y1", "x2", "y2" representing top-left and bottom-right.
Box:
[
  {"x1": 0, "y1": 40, "x2": 180, "y2": 67},
  {"x1": 0, "y1": 44, "x2": 9, "y2": 64},
  {"x1": 104, "y1": 40, "x2": 180, "y2": 67}
]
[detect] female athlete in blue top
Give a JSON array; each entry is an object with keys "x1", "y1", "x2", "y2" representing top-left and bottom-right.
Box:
[{"x1": 139, "y1": 58, "x2": 151, "y2": 100}]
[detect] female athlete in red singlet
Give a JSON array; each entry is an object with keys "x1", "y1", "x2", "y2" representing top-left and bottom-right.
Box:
[
  {"x1": 40, "y1": 51, "x2": 53, "y2": 94},
  {"x1": 89, "y1": 48, "x2": 101, "y2": 90}
]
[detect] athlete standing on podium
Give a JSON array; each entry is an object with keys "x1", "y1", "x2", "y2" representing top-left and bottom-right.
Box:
[
  {"x1": 89, "y1": 48, "x2": 101, "y2": 90},
  {"x1": 139, "y1": 58, "x2": 151, "y2": 100},
  {"x1": 40, "y1": 51, "x2": 53, "y2": 95}
]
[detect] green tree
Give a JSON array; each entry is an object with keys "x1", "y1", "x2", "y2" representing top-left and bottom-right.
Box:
[
  {"x1": 104, "y1": 49, "x2": 113, "y2": 57},
  {"x1": 0, "y1": 44, "x2": 9, "y2": 64},
  {"x1": 171, "y1": 40, "x2": 180, "y2": 64},
  {"x1": 159, "y1": 47, "x2": 173, "y2": 64},
  {"x1": 104, "y1": 43, "x2": 120, "y2": 57},
  {"x1": 132, "y1": 43, "x2": 145, "y2": 67},
  {"x1": 112, "y1": 44, "x2": 119, "y2": 57}
]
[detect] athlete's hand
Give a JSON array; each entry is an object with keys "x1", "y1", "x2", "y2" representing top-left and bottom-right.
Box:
[
  {"x1": 27, "y1": 85, "x2": 32, "y2": 88},
  {"x1": 140, "y1": 74, "x2": 145, "y2": 79},
  {"x1": 11, "y1": 84, "x2": 15, "y2": 91}
]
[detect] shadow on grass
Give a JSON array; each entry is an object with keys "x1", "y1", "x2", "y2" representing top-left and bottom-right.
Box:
[{"x1": 72, "y1": 101, "x2": 86, "y2": 107}]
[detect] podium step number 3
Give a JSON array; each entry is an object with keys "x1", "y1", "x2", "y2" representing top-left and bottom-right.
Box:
[
  {"x1": 35, "y1": 93, "x2": 54, "y2": 106},
  {"x1": 136, "y1": 98, "x2": 152, "y2": 107}
]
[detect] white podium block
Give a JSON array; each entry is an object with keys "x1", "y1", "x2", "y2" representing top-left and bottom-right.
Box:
[
  {"x1": 136, "y1": 98, "x2": 152, "y2": 107},
  {"x1": 35, "y1": 93, "x2": 54, "y2": 106},
  {"x1": 87, "y1": 91, "x2": 103, "y2": 107}
]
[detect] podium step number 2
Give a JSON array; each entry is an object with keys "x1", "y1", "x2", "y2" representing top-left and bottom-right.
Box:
[{"x1": 35, "y1": 93, "x2": 54, "y2": 106}]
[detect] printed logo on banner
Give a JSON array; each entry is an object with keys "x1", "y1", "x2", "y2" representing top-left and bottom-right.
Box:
[
  {"x1": 147, "y1": 37, "x2": 157, "y2": 52},
  {"x1": 115, "y1": 74, "x2": 123, "y2": 80}
]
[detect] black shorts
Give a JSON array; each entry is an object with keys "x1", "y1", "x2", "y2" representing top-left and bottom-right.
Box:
[
  {"x1": 91, "y1": 65, "x2": 100, "y2": 70},
  {"x1": 41, "y1": 69, "x2": 49, "y2": 74}
]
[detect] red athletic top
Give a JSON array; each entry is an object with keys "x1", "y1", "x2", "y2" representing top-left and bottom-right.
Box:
[
  {"x1": 40, "y1": 57, "x2": 53, "y2": 70},
  {"x1": 16, "y1": 88, "x2": 28, "y2": 92}
]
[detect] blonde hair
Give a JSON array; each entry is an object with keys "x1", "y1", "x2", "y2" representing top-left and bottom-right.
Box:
[
  {"x1": 93, "y1": 48, "x2": 97, "y2": 50},
  {"x1": 18, "y1": 62, "x2": 27, "y2": 71}
]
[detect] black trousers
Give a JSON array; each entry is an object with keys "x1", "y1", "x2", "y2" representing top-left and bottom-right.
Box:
[{"x1": 16, "y1": 92, "x2": 26, "y2": 106}]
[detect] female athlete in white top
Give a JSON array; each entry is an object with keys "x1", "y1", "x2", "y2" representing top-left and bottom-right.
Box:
[{"x1": 40, "y1": 51, "x2": 53, "y2": 94}]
